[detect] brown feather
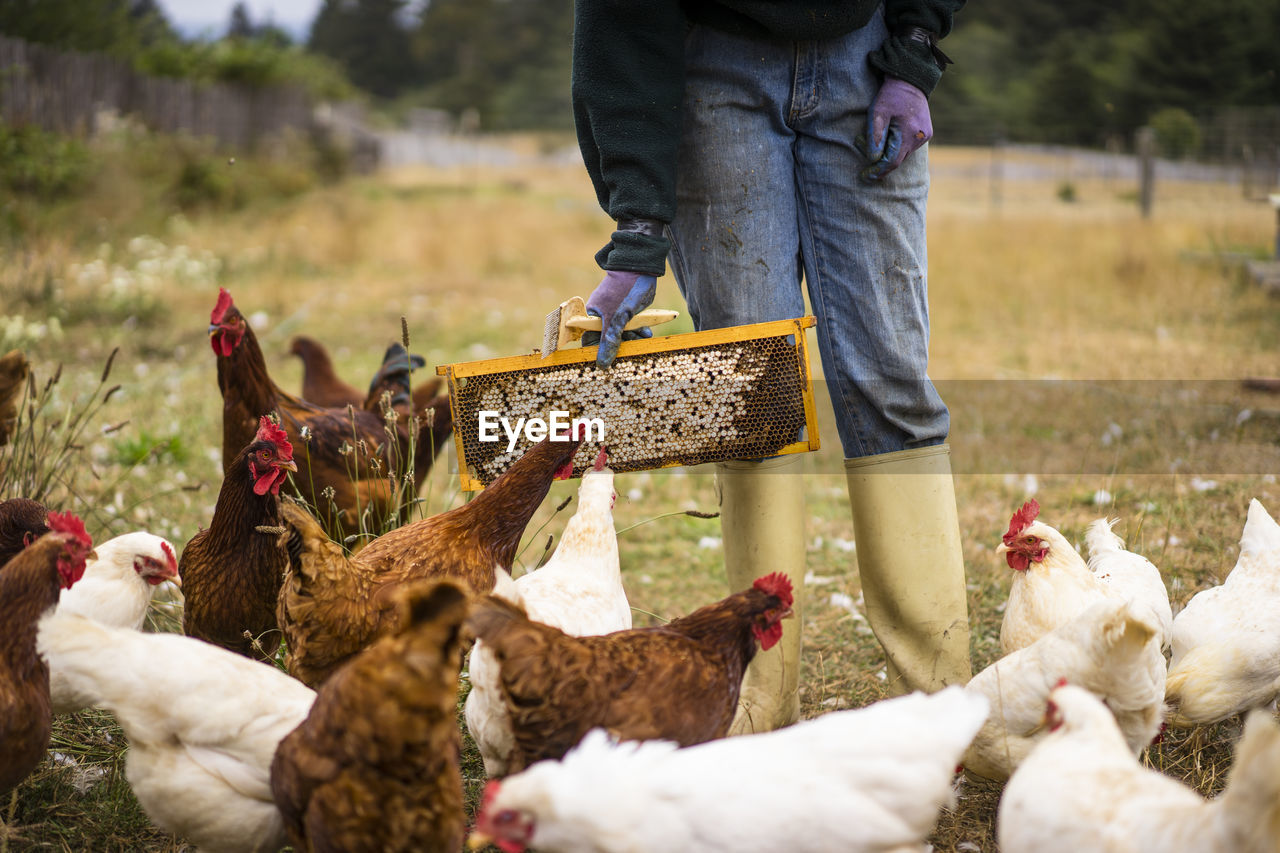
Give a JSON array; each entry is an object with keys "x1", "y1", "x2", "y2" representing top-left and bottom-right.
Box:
[
  {"x1": 288, "y1": 335, "x2": 365, "y2": 409},
  {"x1": 180, "y1": 437, "x2": 289, "y2": 660},
  {"x1": 467, "y1": 583, "x2": 789, "y2": 773},
  {"x1": 271, "y1": 580, "x2": 469, "y2": 853},
  {"x1": 0, "y1": 498, "x2": 50, "y2": 568},
  {"x1": 212, "y1": 296, "x2": 450, "y2": 530},
  {"x1": 277, "y1": 434, "x2": 583, "y2": 687},
  {"x1": 0, "y1": 532, "x2": 87, "y2": 791}
]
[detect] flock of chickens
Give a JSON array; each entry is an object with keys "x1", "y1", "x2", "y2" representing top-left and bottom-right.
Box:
[{"x1": 2, "y1": 287, "x2": 1280, "y2": 852}]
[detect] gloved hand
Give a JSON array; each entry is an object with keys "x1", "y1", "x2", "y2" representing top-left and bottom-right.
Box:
[
  {"x1": 584, "y1": 270, "x2": 656, "y2": 368},
  {"x1": 857, "y1": 77, "x2": 932, "y2": 182}
]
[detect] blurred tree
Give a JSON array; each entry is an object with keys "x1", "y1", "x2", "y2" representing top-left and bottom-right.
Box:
[
  {"x1": 228, "y1": 2, "x2": 254, "y2": 39},
  {"x1": 411, "y1": 0, "x2": 571, "y2": 129},
  {"x1": 0, "y1": 0, "x2": 173, "y2": 55},
  {"x1": 309, "y1": 0, "x2": 420, "y2": 98}
]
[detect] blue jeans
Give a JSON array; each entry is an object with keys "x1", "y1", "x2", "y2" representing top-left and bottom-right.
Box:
[{"x1": 667, "y1": 12, "x2": 949, "y2": 459}]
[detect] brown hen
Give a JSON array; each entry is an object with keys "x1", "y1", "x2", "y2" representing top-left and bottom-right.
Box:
[
  {"x1": 0, "y1": 498, "x2": 50, "y2": 568},
  {"x1": 290, "y1": 334, "x2": 449, "y2": 418},
  {"x1": 288, "y1": 335, "x2": 365, "y2": 409},
  {"x1": 466, "y1": 572, "x2": 794, "y2": 774},
  {"x1": 0, "y1": 349, "x2": 28, "y2": 449},
  {"x1": 277, "y1": 432, "x2": 584, "y2": 687},
  {"x1": 271, "y1": 579, "x2": 469, "y2": 853},
  {"x1": 208, "y1": 289, "x2": 451, "y2": 530},
  {"x1": 0, "y1": 511, "x2": 91, "y2": 792},
  {"x1": 180, "y1": 416, "x2": 297, "y2": 660}
]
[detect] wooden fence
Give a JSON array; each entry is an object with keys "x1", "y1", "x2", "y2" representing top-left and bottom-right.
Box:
[{"x1": 0, "y1": 35, "x2": 314, "y2": 150}]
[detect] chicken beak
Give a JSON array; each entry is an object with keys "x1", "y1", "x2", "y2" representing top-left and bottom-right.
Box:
[
  {"x1": 277, "y1": 459, "x2": 299, "y2": 473},
  {"x1": 169, "y1": 574, "x2": 183, "y2": 589},
  {"x1": 208, "y1": 324, "x2": 219, "y2": 335},
  {"x1": 466, "y1": 832, "x2": 493, "y2": 850},
  {"x1": 994, "y1": 542, "x2": 1009, "y2": 557}
]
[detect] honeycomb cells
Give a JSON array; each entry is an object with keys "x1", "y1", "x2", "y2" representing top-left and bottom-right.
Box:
[{"x1": 450, "y1": 333, "x2": 813, "y2": 486}]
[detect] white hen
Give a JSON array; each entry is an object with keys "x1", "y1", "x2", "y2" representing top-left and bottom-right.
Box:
[
  {"x1": 963, "y1": 598, "x2": 1165, "y2": 781},
  {"x1": 999, "y1": 683, "x2": 1280, "y2": 853},
  {"x1": 1165, "y1": 498, "x2": 1280, "y2": 727},
  {"x1": 997, "y1": 499, "x2": 1115, "y2": 655},
  {"x1": 51, "y1": 531, "x2": 180, "y2": 714},
  {"x1": 37, "y1": 611, "x2": 315, "y2": 853},
  {"x1": 1085, "y1": 517, "x2": 1174, "y2": 651},
  {"x1": 466, "y1": 446, "x2": 630, "y2": 777},
  {"x1": 470, "y1": 687, "x2": 989, "y2": 853}
]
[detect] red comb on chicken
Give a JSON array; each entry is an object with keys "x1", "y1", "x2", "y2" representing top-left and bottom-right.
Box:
[
  {"x1": 749, "y1": 572, "x2": 794, "y2": 651},
  {"x1": 1004, "y1": 499, "x2": 1041, "y2": 547},
  {"x1": 45, "y1": 511, "x2": 91, "y2": 589},
  {"x1": 208, "y1": 288, "x2": 244, "y2": 357},
  {"x1": 752, "y1": 571, "x2": 794, "y2": 608},
  {"x1": 249, "y1": 416, "x2": 297, "y2": 497},
  {"x1": 592, "y1": 446, "x2": 608, "y2": 472},
  {"x1": 160, "y1": 540, "x2": 177, "y2": 579}
]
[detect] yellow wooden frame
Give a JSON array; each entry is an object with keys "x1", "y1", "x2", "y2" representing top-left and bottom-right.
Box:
[{"x1": 437, "y1": 316, "x2": 820, "y2": 490}]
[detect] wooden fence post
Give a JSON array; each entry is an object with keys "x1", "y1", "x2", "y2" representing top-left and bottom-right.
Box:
[{"x1": 1136, "y1": 126, "x2": 1156, "y2": 218}]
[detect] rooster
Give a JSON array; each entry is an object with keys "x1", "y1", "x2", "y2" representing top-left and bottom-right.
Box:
[
  {"x1": 1085, "y1": 517, "x2": 1174, "y2": 651},
  {"x1": 290, "y1": 334, "x2": 447, "y2": 417},
  {"x1": 471, "y1": 687, "x2": 988, "y2": 853},
  {"x1": 51, "y1": 532, "x2": 180, "y2": 714},
  {"x1": 962, "y1": 598, "x2": 1165, "y2": 781},
  {"x1": 181, "y1": 416, "x2": 296, "y2": 661},
  {"x1": 277, "y1": 431, "x2": 585, "y2": 687},
  {"x1": 998, "y1": 683, "x2": 1280, "y2": 853},
  {"x1": 465, "y1": 572, "x2": 794, "y2": 774},
  {"x1": 997, "y1": 499, "x2": 1114, "y2": 655},
  {"x1": 1165, "y1": 498, "x2": 1280, "y2": 727},
  {"x1": 37, "y1": 610, "x2": 316, "y2": 853},
  {"x1": 209, "y1": 289, "x2": 451, "y2": 529},
  {"x1": 272, "y1": 580, "x2": 469, "y2": 853},
  {"x1": 466, "y1": 446, "x2": 629, "y2": 777},
  {"x1": 0, "y1": 511, "x2": 90, "y2": 792},
  {"x1": 0, "y1": 497, "x2": 50, "y2": 567}
]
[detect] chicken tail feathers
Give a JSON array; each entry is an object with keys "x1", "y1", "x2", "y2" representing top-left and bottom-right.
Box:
[
  {"x1": 1099, "y1": 602, "x2": 1155, "y2": 658},
  {"x1": 1084, "y1": 517, "x2": 1125, "y2": 559},
  {"x1": 400, "y1": 579, "x2": 469, "y2": 632},
  {"x1": 466, "y1": 593, "x2": 540, "y2": 652},
  {"x1": 1215, "y1": 709, "x2": 1280, "y2": 850},
  {"x1": 1240, "y1": 499, "x2": 1280, "y2": 563}
]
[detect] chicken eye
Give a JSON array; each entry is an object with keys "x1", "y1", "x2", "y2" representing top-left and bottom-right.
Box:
[
  {"x1": 495, "y1": 810, "x2": 519, "y2": 826},
  {"x1": 259, "y1": 449, "x2": 272, "y2": 461}
]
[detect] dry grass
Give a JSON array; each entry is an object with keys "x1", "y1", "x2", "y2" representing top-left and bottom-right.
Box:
[{"x1": 2, "y1": 139, "x2": 1278, "y2": 851}]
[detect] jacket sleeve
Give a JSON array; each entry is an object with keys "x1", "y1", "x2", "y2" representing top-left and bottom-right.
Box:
[
  {"x1": 869, "y1": 0, "x2": 966, "y2": 96},
  {"x1": 572, "y1": 0, "x2": 687, "y2": 275}
]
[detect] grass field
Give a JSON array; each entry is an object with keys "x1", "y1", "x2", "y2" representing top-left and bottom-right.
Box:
[{"x1": 2, "y1": 136, "x2": 1279, "y2": 851}]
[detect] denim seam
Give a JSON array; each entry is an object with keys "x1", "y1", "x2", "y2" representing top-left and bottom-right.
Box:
[{"x1": 793, "y1": 170, "x2": 871, "y2": 459}]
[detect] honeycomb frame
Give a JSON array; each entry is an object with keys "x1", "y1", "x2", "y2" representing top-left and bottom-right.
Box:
[{"x1": 437, "y1": 317, "x2": 821, "y2": 490}]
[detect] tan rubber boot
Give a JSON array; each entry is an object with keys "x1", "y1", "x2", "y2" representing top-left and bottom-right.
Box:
[
  {"x1": 844, "y1": 444, "x2": 972, "y2": 695},
  {"x1": 717, "y1": 455, "x2": 805, "y2": 736}
]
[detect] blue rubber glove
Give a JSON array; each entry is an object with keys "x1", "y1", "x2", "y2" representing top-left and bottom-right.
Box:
[
  {"x1": 584, "y1": 270, "x2": 656, "y2": 368},
  {"x1": 858, "y1": 77, "x2": 932, "y2": 182}
]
